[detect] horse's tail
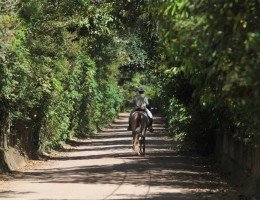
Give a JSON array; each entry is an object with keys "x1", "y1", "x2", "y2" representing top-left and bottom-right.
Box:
[
  {"x1": 134, "y1": 112, "x2": 142, "y2": 134},
  {"x1": 134, "y1": 112, "x2": 148, "y2": 135}
]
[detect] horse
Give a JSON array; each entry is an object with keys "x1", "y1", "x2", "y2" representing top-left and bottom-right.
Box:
[{"x1": 130, "y1": 110, "x2": 148, "y2": 155}]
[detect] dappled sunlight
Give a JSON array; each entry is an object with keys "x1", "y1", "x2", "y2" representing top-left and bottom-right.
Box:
[{"x1": 0, "y1": 114, "x2": 238, "y2": 200}]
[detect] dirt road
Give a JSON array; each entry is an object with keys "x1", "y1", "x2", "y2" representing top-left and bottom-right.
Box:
[{"x1": 0, "y1": 113, "x2": 238, "y2": 200}]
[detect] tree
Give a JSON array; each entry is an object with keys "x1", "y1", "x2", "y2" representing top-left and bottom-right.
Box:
[
  {"x1": 149, "y1": 0, "x2": 260, "y2": 153},
  {"x1": 0, "y1": 0, "x2": 20, "y2": 149}
]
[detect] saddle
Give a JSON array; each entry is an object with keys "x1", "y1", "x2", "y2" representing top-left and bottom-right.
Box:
[{"x1": 134, "y1": 108, "x2": 146, "y2": 112}]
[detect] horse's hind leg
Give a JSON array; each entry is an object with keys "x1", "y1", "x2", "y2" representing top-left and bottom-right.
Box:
[
  {"x1": 143, "y1": 136, "x2": 145, "y2": 155},
  {"x1": 132, "y1": 132, "x2": 135, "y2": 149},
  {"x1": 139, "y1": 136, "x2": 145, "y2": 156},
  {"x1": 133, "y1": 132, "x2": 141, "y2": 155}
]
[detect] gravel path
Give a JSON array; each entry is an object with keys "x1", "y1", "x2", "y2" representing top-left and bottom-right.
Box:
[{"x1": 0, "y1": 113, "x2": 238, "y2": 200}]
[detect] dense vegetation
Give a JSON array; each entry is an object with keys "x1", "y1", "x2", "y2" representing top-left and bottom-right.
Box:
[
  {"x1": 0, "y1": 0, "x2": 126, "y2": 157},
  {"x1": 150, "y1": 0, "x2": 260, "y2": 154},
  {"x1": 0, "y1": 0, "x2": 259, "y2": 159}
]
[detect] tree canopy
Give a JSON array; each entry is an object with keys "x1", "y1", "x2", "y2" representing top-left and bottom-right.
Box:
[{"x1": 0, "y1": 0, "x2": 259, "y2": 158}]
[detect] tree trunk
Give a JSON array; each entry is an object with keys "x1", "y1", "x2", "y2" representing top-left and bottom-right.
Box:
[
  {"x1": 30, "y1": 93, "x2": 49, "y2": 159},
  {"x1": 0, "y1": 97, "x2": 9, "y2": 149}
]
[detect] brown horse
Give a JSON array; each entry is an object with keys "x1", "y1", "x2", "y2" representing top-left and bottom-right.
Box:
[{"x1": 130, "y1": 111, "x2": 148, "y2": 155}]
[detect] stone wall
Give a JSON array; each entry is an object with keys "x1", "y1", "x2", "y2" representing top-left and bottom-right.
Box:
[{"x1": 215, "y1": 134, "x2": 260, "y2": 198}]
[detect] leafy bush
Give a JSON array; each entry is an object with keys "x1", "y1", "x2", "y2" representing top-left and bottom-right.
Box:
[
  {"x1": 150, "y1": 0, "x2": 260, "y2": 154},
  {"x1": 167, "y1": 98, "x2": 191, "y2": 142},
  {"x1": 0, "y1": 0, "x2": 125, "y2": 157}
]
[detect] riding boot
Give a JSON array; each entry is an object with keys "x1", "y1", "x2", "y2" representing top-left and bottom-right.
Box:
[{"x1": 148, "y1": 118, "x2": 154, "y2": 132}]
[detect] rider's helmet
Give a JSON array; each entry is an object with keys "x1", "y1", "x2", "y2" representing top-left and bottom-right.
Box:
[{"x1": 138, "y1": 87, "x2": 144, "y2": 93}]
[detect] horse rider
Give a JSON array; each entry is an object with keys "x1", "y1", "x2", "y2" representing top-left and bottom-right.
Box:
[{"x1": 127, "y1": 87, "x2": 154, "y2": 132}]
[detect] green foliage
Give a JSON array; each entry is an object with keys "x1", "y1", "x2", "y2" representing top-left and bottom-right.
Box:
[
  {"x1": 167, "y1": 98, "x2": 191, "y2": 142},
  {"x1": 150, "y1": 0, "x2": 260, "y2": 154},
  {"x1": 0, "y1": 0, "x2": 125, "y2": 155},
  {"x1": 97, "y1": 83, "x2": 123, "y2": 126},
  {"x1": 2, "y1": 0, "x2": 258, "y2": 159}
]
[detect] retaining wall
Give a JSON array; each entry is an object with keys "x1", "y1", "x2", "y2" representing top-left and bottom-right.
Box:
[{"x1": 215, "y1": 134, "x2": 260, "y2": 198}]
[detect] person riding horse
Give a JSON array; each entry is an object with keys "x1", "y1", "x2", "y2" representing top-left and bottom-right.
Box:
[{"x1": 127, "y1": 87, "x2": 154, "y2": 132}]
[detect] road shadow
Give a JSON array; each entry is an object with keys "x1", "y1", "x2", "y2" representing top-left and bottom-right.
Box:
[{"x1": 0, "y1": 114, "x2": 239, "y2": 200}]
